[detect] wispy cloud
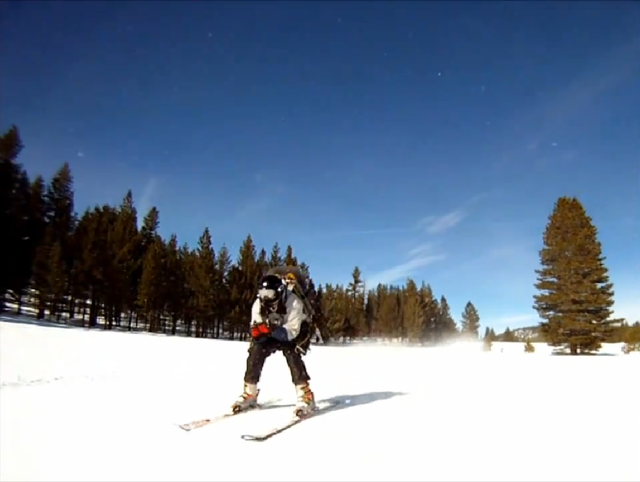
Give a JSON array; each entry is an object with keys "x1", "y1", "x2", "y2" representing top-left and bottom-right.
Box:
[
  {"x1": 407, "y1": 242, "x2": 437, "y2": 258},
  {"x1": 416, "y1": 193, "x2": 489, "y2": 235},
  {"x1": 138, "y1": 177, "x2": 158, "y2": 218},
  {"x1": 365, "y1": 254, "x2": 445, "y2": 287},
  {"x1": 365, "y1": 241, "x2": 445, "y2": 286},
  {"x1": 300, "y1": 194, "x2": 490, "y2": 241},
  {"x1": 418, "y1": 209, "x2": 466, "y2": 234}
]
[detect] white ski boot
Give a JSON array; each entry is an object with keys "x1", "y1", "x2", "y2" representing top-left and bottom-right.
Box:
[
  {"x1": 231, "y1": 383, "x2": 259, "y2": 414},
  {"x1": 294, "y1": 382, "x2": 316, "y2": 417}
]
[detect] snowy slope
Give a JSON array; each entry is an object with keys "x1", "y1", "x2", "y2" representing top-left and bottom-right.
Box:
[{"x1": 1, "y1": 315, "x2": 639, "y2": 482}]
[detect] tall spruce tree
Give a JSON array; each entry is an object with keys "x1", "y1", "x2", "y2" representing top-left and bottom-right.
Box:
[
  {"x1": 460, "y1": 301, "x2": 481, "y2": 339},
  {"x1": 533, "y1": 197, "x2": 618, "y2": 355},
  {"x1": 435, "y1": 295, "x2": 457, "y2": 342}
]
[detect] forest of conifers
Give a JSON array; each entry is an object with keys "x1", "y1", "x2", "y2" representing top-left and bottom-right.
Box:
[
  {"x1": 2, "y1": 125, "x2": 638, "y2": 350},
  {"x1": 0, "y1": 125, "x2": 487, "y2": 343}
]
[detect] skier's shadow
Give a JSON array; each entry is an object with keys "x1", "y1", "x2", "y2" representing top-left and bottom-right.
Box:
[{"x1": 265, "y1": 391, "x2": 406, "y2": 417}]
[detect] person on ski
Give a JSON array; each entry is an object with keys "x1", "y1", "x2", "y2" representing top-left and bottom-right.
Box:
[{"x1": 231, "y1": 266, "x2": 317, "y2": 418}]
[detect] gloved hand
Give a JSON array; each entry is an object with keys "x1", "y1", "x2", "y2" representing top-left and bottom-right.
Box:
[
  {"x1": 271, "y1": 326, "x2": 289, "y2": 343},
  {"x1": 251, "y1": 322, "x2": 271, "y2": 342}
]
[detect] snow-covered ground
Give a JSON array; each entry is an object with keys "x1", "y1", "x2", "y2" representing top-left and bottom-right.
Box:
[{"x1": 1, "y1": 315, "x2": 639, "y2": 482}]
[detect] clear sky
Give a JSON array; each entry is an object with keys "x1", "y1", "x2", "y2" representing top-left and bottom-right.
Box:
[{"x1": 1, "y1": 1, "x2": 638, "y2": 331}]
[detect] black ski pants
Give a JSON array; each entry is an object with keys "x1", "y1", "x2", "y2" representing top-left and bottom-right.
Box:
[{"x1": 244, "y1": 330, "x2": 311, "y2": 386}]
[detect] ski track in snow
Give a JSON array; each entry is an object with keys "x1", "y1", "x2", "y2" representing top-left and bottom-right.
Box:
[{"x1": 1, "y1": 316, "x2": 639, "y2": 482}]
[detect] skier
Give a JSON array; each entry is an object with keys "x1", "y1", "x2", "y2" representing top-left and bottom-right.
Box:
[{"x1": 231, "y1": 266, "x2": 317, "y2": 417}]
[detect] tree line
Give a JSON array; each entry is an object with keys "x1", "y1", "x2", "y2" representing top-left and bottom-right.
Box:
[
  {"x1": 2, "y1": 125, "x2": 638, "y2": 353},
  {"x1": 0, "y1": 125, "x2": 483, "y2": 343}
]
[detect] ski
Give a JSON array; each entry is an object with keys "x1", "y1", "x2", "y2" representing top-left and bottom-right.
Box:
[
  {"x1": 240, "y1": 400, "x2": 342, "y2": 442},
  {"x1": 178, "y1": 398, "x2": 281, "y2": 432}
]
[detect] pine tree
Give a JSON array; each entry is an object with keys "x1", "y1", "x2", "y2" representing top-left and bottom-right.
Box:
[
  {"x1": 403, "y1": 279, "x2": 424, "y2": 341},
  {"x1": 47, "y1": 241, "x2": 66, "y2": 321},
  {"x1": 44, "y1": 163, "x2": 76, "y2": 317},
  {"x1": 257, "y1": 248, "x2": 268, "y2": 275},
  {"x1": 435, "y1": 295, "x2": 457, "y2": 342},
  {"x1": 460, "y1": 301, "x2": 481, "y2": 339},
  {"x1": 420, "y1": 284, "x2": 439, "y2": 343},
  {"x1": 137, "y1": 238, "x2": 165, "y2": 332},
  {"x1": 298, "y1": 262, "x2": 310, "y2": 278},
  {"x1": 502, "y1": 327, "x2": 517, "y2": 342},
  {"x1": 533, "y1": 197, "x2": 618, "y2": 355},
  {"x1": 31, "y1": 226, "x2": 55, "y2": 319},
  {"x1": 191, "y1": 227, "x2": 217, "y2": 337},
  {"x1": 112, "y1": 191, "x2": 139, "y2": 327},
  {"x1": 0, "y1": 125, "x2": 25, "y2": 312},
  {"x1": 283, "y1": 245, "x2": 298, "y2": 266},
  {"x1": 232, "y1": 234, "x2": 260, "y2": 340},
  {"x1": 269, "y1": 242, "x2": 283, "y2": 267},
  {"x1": 7, "y1": 166, "x2": 32, "y2": 311},
  {"x1": 347, "y1": 266, "x2": 366, "y2": 337},
  {"x1": 213, "y1": 244, "x2": 232, "y2": 338},
  {"x1": 164, "y1": 234, "x2": 184, "y2": 335}
]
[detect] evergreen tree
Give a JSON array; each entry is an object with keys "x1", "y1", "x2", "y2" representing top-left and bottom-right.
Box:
[
  {"x1": 6, "y1": 166, "x2": 33, "y2": 311},
  {"x1": 533, "y1": 197, "x2": 618, "y2": 355},
  {"x1": 402, "y1": 279, "x2": 424, "y2": 341},
  {"x1": 460, "y1": 301, "x2": 481, "y2": 339},
  {"x1": 420, "y1": 284, "x2": 439, "y2": 343},
  {"x1": 191, "y1": 227, "x2": 217, "y2": 337},
  {"x1": 232, "y1": 234, "x2": 260, "y2": 340},
  {"x1": 502, "y1": 327, "x2": 517, "y2": 342},
  {"x1": 435, "y1": 295, "x2": 457, "y2": 342},
  {"x1": 283, "y1": 244, "x2": 298, "y2": 266},
  {"x1": 298, "y1": 262, "x2": 310, "y2": 278},
  {"x1": 269, "y1": 242, "x2": 283, "y2": 267},
  {"x1": 0, "y1": 125, "x2": 25, "y2": 312},
  {"x1": 112, "y1": 190, "x2": 139, "y2": 328},
  {"x1": 137, "y1": 237, "x2": 165, "y2": 332},
  {"x1": 164, "y1": 234, "x2": 185, "y2": 335},
  {"x1": 257, "y1": 248, "x2": 268, "y2": 275},
  {"x1": 47, "y1": 241, "x2": 67, "y2": 321},
  {"x1": 213, "y1": 244, "x2": 232, "y2": 338},
  {"x1": 347, "y1": 266, "x2": 366, "y2": 337}
]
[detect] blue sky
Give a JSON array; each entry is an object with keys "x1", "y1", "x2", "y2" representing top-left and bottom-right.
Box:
[{"x1": 1, "y1": 1, "x2": 638, "y2": 331}]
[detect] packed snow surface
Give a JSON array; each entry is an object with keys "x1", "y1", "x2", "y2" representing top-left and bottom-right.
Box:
[{"x1": 1, "y1": 315, "x2": 639, "y2": 482}]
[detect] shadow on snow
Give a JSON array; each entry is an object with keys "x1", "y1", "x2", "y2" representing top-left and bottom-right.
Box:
[
  {"x1": 265, "y1": 391, "x2": 407, "y2": 416},
  {"x1": 0, "y1": 313, "x2": 81, "y2": 330}
]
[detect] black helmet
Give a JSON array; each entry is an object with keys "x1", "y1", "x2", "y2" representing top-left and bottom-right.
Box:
[{"x1": 257, "y1": 274, "x2": 286, "y2": 311}]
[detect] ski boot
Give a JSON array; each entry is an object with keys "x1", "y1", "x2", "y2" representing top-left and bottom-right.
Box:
[
  {"x1": 293, "y1": 382, "x2": 316, "y2": 418},
  {"x1": 231, "y1": 383, "x2": 259, "y2": 414}
]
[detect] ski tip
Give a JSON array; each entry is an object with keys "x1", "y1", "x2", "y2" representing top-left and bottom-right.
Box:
[{"x1": 241, "y1": 434, "x2": 264, "y2": 442}]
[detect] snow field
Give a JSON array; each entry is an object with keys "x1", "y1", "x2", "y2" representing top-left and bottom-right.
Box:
[{"x1": 1, "y1": 316, "x2": 639, "y2": 482}]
